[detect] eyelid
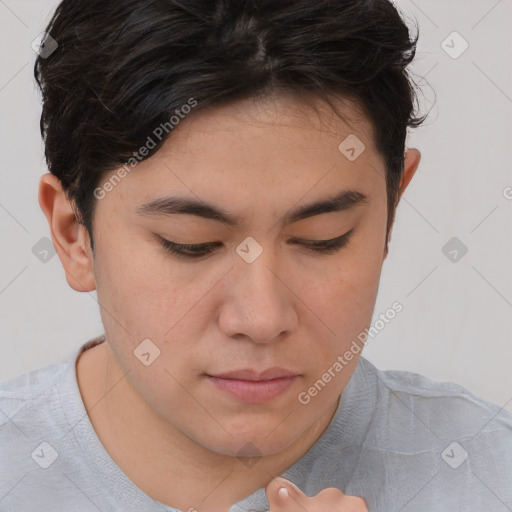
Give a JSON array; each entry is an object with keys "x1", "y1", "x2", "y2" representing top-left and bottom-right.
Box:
[
  {"x1": 161, "y1": 230, "x2": 353, "y2": 247},
  {"x1": 290, "y1": 229, "x2": 353, "y2": 245},
  {"x1": 158, "y1": 229, "x2": 354, "y2": 258}
]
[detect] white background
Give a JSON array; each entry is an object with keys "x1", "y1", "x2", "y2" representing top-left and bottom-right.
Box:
[{"x1": 0, "y1": 0, "x2": 511, "y2": 412}]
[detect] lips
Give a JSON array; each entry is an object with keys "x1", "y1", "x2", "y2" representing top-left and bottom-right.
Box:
[
  {"x1": 206, "y1": 367, "x2": 300, "y2": 403},
  {"x1": 209, "y1": 367, "x2": 299, "y2": 381}
]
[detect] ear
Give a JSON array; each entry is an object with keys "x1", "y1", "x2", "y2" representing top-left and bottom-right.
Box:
[
  {"x1": 384, "y1": 148, "x2": 421, "y2": 258},
  {"x1": 398, "y1": 148, "x2": 421, "y2": 200},
  {"x1": 38, "y1": 173, "x2": 96, "y2": 292}
]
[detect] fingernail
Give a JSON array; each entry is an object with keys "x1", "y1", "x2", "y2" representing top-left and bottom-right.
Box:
[{"x1": 278, "y1": 487, "x2": 289, "y2": 499}]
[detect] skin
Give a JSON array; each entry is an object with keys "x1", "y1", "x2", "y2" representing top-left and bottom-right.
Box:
[
  {"x1": 39, "y1": 92, "x2": 420, "y2": 512},
  {"x1": 266, "y1": 477, "x2": 368, "y2": 511}
]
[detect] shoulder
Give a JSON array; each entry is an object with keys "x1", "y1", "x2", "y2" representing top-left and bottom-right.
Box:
[
  {"x1": 0, "y1": 336, "x2": 130, "y2": 512},
  {"x1": 0, "y1": 334, "x2": 106, "y2": 431},
  {"x1": 0, "y1": 360, "x2": 68, "y2": 428},
  {"x1": 339, "y1": 358, "x2": 512, "y2": 508},
  {"x1": 0, "y1": 359, "x2": 70, "y2": 494},
  {"x1": 357, "y1": 356, "x2": 512, "y2": 443},
  {"x1": 0, "y1": 336, "x2": 104, "y2": 440}
]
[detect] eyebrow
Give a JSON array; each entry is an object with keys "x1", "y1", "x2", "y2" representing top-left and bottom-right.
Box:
[{"x1": 135, "y1": 189, "x2": 369, "y2": 228}]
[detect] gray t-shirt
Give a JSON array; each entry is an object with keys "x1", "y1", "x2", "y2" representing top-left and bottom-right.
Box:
[{"x1": 1, "y1": 334, "x2": 511, "y2": 511}]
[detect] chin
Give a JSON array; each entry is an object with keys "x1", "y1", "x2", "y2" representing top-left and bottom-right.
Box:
[{"x1": 197, "y1": 427, "x2": 298, "y2": 459}]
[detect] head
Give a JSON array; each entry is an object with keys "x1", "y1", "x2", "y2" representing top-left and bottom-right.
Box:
[{"x1": 37, "y1": 0, "x2": 425, "y2": 457}]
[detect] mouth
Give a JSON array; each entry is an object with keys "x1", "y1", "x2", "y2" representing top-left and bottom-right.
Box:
[{"x1": 206, "y1": 367, "x2": 301, "y2": 404}]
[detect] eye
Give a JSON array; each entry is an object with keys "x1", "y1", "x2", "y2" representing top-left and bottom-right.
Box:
[
  {"x1": 159, "y1": 239, "x2": 221, "y2": 259},
  {"x1": 159, "y1": 229, "x2": 354, "y2": 260},
  {"x1": 295, "y1": 228, "x2": 354, "y2": 254}
]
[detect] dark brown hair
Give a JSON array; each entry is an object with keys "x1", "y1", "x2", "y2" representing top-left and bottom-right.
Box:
[{"x1": 34, "y1": 0, "x2": 428, "y2": 253}]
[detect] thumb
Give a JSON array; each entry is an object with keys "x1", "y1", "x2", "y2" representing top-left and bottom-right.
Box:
[{"x1": 265, "y1": 476, "x2": 307, "y2": 511}]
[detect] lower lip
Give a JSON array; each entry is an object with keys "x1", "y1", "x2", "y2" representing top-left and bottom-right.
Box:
[{"x1": 206, "y1": 375, "x2": 298, "y2": 403}]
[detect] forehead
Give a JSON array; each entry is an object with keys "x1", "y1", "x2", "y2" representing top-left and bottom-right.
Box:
[
  {"x1": 172, "y1": 92, "x2": 377, "y2": 152},
  {"x1": 96, "y1": 93, "x2": 385, "y2": 223}
]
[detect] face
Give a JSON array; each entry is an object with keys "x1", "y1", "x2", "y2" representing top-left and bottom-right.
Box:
[{"x1": 87, "y1": 93, "x2": 388, "y2": 458}]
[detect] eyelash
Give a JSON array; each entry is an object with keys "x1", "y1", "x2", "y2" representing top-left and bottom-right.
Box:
[{"x1": 159, "y1": 229, "x2": 354, "y2": 259}]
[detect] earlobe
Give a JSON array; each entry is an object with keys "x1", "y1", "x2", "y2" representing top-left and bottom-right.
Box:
[{"x1": 38, "y1": 173, "x2": 96, "y2": 292}]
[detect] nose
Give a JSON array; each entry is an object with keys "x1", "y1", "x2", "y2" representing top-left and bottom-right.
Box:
[{"x1": 217, "y1": 249, "x2": 298, "y2": 344}]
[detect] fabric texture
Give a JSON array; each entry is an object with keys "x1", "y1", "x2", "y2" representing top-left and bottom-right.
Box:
[{"x1": 1, "y1": 334, "x2": 511, "y2": 512}]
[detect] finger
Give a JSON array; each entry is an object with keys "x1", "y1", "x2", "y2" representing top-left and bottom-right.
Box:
[
  {"x1": 265, "y1": 476, "x2": 308, "y2": 511},
  {"x1": 313, "y1": 488, "x2": 369, "y2": 512}
]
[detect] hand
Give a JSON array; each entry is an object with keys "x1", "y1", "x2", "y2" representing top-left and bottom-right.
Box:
[{"x1": 265, "y1": 476, "x2": 368, "y2": 512}]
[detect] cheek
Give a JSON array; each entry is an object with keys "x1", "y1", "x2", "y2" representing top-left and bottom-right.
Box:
[
  {"x1": 93, "y1": 235, "x2": 183, "y2": 326},
  {"x1": 338, "y1": 258, "x2": 382, "y2": 321},
  {"x1": 312, "y1": 245, "x2": 383, "y2": 329},
  {"x1": 94, "y1": 250, "x2": 215, "y2": 393},
  {"x1": 299, "y1": 242, "x2": 383, "y2": 372},
  {"x1": 333, "y1": 217, "x2": 385, "y2": 318},
  {"x1": 295, "y1": 266, "x2": 381, "y2": 408}
]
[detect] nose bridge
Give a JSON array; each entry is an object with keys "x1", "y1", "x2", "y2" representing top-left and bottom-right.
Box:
[
  {"x1": 224, "y1": 240, "x2": 292, "y2": 343},
  {"x1": 236, "y1": 239, "x2": 283, "y2": 304}
]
